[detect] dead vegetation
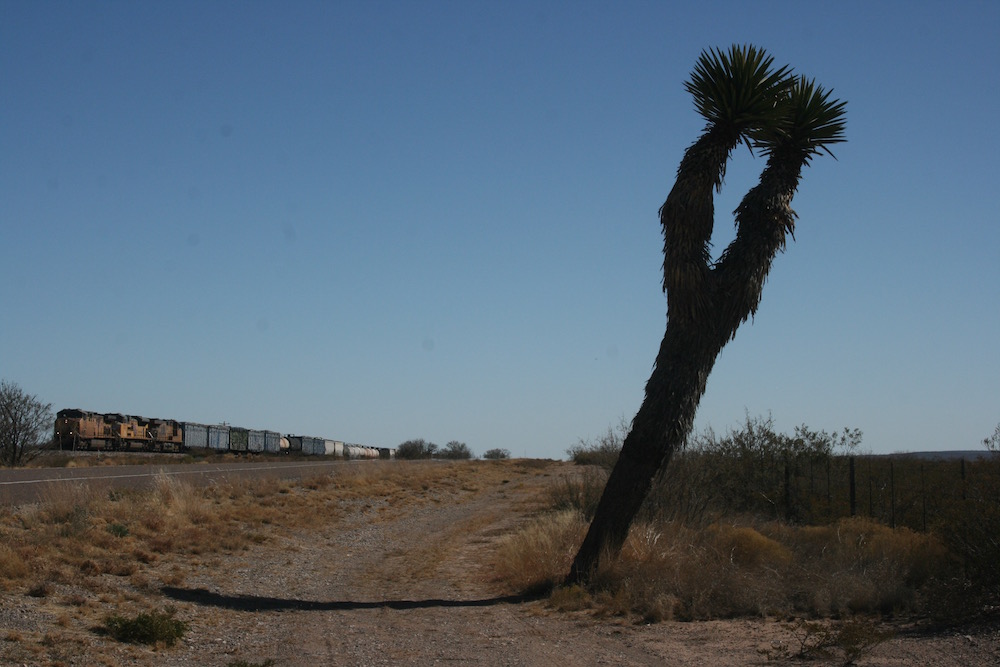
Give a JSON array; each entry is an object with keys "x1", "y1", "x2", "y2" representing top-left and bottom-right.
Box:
[
  {"x1": 496, "y1": 506, "x2": 948, "y2": 622},
  {"x1": 532, "y1": 417, "x2": 1000, "y2": 633},
  {"x1": 1, "y1": 459, "x2": 545, "y2": 665},
  {"x1": 1, "y1": 455, "x2": 996, "y2": 666}
]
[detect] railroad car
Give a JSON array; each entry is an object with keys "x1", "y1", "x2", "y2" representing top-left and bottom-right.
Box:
[
  {"x1": 207, "y1": 424, "x2": 230, "y2": 451},
  {"x1": 230, "y1": 427, "x2": 249, "y2": 453},
  {"x1": 183, "y1": 423, "x2": 208, "y2": 449},
  {"x1": 323, "y1": 439, "x2": 345, "y2": 457}
]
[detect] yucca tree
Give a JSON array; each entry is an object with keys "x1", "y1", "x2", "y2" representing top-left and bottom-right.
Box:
[{"x1": 566, "y1": 49, "x2": 846, "y2": 585}]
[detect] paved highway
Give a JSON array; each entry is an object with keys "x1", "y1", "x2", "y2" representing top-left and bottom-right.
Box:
[{"x1": 0, "y1": 460, "x2": 357, "y2": 506}]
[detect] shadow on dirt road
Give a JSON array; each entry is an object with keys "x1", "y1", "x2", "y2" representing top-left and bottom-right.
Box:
[{"x1": 161, "y1": 586, "x2": 543, "y2": 612}]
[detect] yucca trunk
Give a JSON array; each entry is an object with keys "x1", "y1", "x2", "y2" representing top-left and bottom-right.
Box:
[
  {"x1": 660, "y1": 126, "x2": 738, "y2": 324},
  {"x1": 566, "y1": 318, "x2": 725, "y2": 583},
  {"x1": 567, "y1": 152, "x2": 807, "y2": 585}
]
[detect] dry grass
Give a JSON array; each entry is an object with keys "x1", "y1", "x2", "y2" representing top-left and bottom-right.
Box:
[
  {"x1": 6, "y1": 455, "x2": 978, "y2": 665},
  {"x1": 493, "y1": 510, "x2": 588, "y2": 594},
  {"x1": 0, "y1": 458, "x2": 523, "y2": 589},
  {"x1": 2, "y1": 457, "x2": 536, "y2": 664},
  {"x1": 494, "y1": 483, "x2": 956, "y2": 623}
]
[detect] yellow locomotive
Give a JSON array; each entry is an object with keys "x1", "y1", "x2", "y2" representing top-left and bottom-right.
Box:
[{"x1": 55, "y1": 409, "x2": 183, "y2": 452}]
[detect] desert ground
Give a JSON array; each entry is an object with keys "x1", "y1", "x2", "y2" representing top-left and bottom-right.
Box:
[{"x1": 1, "y1": 458, "x2": 998, "y2": 666}]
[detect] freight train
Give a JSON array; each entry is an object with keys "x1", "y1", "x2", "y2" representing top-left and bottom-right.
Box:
[{"x1": 53, "y1": 408, "x2": 392, "y2": 459}]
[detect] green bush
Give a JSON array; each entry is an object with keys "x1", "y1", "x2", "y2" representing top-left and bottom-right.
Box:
[
  {"x1": 106, "y1": 522, "x2": 129, "y2": 538},
  {"x1": 102, "y1": 607, "x2": 188, "y2": 647},
  {"x1": 483, "y1": 448, "x2": 511, "y2": 460}
]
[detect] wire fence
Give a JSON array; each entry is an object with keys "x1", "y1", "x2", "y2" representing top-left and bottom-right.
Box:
[{"x1": 650, "y1": 451, "x2": 999, "y2": 532}]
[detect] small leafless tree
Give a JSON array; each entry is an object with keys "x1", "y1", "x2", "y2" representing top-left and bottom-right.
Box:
[
  {"x1": 0, "y1": 379, "x2": 53, "y2": 466},
  {"x1": 984, "y1": 423, "x2": 1000, "y2": 453}
]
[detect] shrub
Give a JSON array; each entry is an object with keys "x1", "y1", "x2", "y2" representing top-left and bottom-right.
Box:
[
  {"x1": 107, "y1": 522, "x2": 129, "y2": 538},
  {"x1": 566, "y1": 419, "x2": 627, "y2": 470},
  {"x1": 396, "y1": 439, "x2": 437, "y2": 459},
  {"x1": 0, "y1": 546, "x2": 29, "y2": 580},
  {"x1": 102, "y1": 607, "x2": 188, "y2": 646},
  {"x1": 779, "y1": 619, "x2": 895, "y2": 664},
  {"x1": 440, "y1": 441, "x2": 473, "y2": 460},
  {"x1": 483, "y1": 448, "x2": 511, "y2": 460}
]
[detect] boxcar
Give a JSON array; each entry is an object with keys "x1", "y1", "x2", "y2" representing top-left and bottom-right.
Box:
[
  {"x1": 247, "y1": 430, "x2": 265, "y2": 453},
  {"x1": 208, "y1": 425, "x2": 230, "y2": 451},
  {"x1": 230, "y1": 427, "x2": 249, "y2": 453},
  {"x1": 183, "y1": 423, "x2": 208, "y2": 449},
  {"x1": 264, "y1": 431, "x2": 281, "y2": 453},
  {"x1": 301, "y1": 436, "x2": 324, "y2": 455}
]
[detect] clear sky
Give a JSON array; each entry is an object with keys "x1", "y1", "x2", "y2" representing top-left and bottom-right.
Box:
[{"x1": 2, "y1": 1, "x2": 998, "y2": 458}]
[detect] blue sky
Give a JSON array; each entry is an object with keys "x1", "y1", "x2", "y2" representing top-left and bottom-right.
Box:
[{"x1": 2, "y1": 1, "x2": 998, "y2": 458}]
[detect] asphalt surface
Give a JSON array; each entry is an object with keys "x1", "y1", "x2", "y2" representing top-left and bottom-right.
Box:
[{"x1": 0, "y1": 460, "x2": 357, "y2": 506}]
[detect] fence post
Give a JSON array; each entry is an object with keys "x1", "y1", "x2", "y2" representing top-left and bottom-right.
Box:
[
  {"x1": 784, "y1": 457, "x2": 791, "y2": 521},
  {"x1": 826, "y1": 458, "x2": 832, "y2": 509},
  {"x1": 921, "y1": 463, "x2": 927, "y2": 532},
  {"x1": 890, "y1": 458, "x2": 896, "y2": 529},
  {"x1": 868, "y1": 457, "x2": 874, "y2": 517},
  {"x1": 849, "y1": 456, "x2": 856, "y2": 517}
]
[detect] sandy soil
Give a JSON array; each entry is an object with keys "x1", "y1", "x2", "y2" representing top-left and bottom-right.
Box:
[{"x1": 2, "y1": 460, "x2": 998, "y2": 666}]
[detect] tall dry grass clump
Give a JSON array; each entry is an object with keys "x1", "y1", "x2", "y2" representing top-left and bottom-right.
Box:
[
  {"x1": 587, "y1": 520, "x2": 798, "y2": 621},
  {"x1": 493, "y1": 510, "x2": 588, "y2": 595},
  {"x1": 545, "y1": 467, "x2": 608, "y2": 518}
]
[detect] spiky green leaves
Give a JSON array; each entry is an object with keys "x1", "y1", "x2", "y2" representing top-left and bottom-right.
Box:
[
  {"x1": 684, "y1": 45, "x2": 847, "y2": 165},
  {"x1": 756, "y1": 76, "x2": 847, "y2": 163},
  {"x1": 685, "y1": 45, "x2": 794, "y2": 152}
]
